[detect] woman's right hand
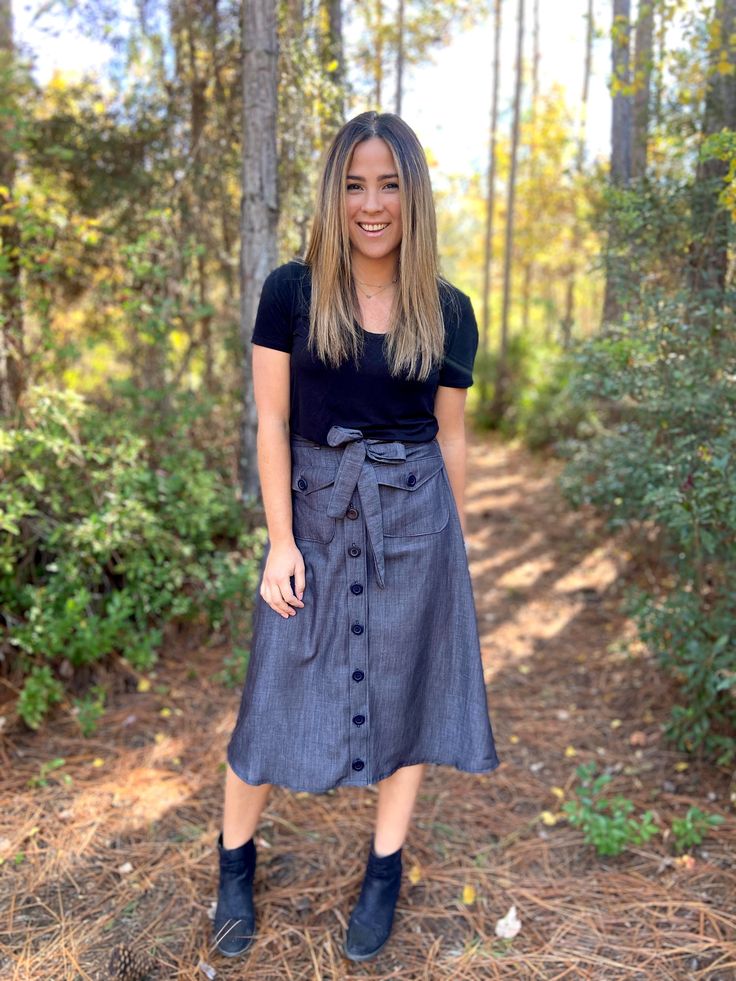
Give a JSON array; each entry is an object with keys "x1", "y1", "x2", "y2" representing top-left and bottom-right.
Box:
[{"x1": 260, "y1": 540, "x2": 306, "y2": 618}]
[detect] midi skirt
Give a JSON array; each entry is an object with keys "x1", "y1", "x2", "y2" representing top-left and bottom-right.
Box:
[{"x1": 226, "y1": 424, "x2": 500, "y2": 794}]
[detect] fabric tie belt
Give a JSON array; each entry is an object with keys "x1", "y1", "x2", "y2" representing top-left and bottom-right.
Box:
[{"x1": 324, "y1": 425, "x2": 407, "y2": 590}]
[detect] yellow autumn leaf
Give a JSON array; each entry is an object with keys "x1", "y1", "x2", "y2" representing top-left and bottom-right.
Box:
[
  {"x1": 160, "y1": 707, "x2": 172, "y2": 718},
  {"x1": 408, "y1": 863, "x2": 422, "y2": 885},
  {"x1": 154, "y1": 732, "x2": 165, "y2": 744},
  {"x1": 509, "y1": 735, "x2": 519, "y2": 744},
  {"x1": 610, "y1": 719, "x2": 622, "y2": 729},
  {"x1": 674, "y1": 761, "x2": 689, "y2": 772},
  {"x1": 539, "y1": 811, "x2": 559, "y2": 826},
  {"x1": 462, "y1": 883, "x2": 476, "y2": 905},
  {"x1": 518, "y1": 664, "x2": 530, "y2": 675},
  {"x1": 550, "y1": 786, "x2": 565, "y2": 800},
  {"x1": 564, "y1": 745, "x2": 577, "y2": 758},
  {"x1": 137, "y1": 678, "x2": 151, "y2": 693},
  {"x1": 91, "y1": 758, "x2": 105, "y2": 768}
]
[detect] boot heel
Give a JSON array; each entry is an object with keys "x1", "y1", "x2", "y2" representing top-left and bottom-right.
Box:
[{"x1": 212, "y1": 831, "x2": 257, "y2": 957}]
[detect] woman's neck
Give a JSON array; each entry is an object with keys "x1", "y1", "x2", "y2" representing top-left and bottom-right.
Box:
[{"x1": 350, "y1": 252, "x2": 399, "y2": 287}]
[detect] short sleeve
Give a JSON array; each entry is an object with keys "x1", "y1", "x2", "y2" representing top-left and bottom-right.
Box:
[
  {"x1": 438, "y1": 292, "x2": 479, "y2": 388},
  {"x1": 250, "y1": 265, "x2": 295, "y2": 353}
]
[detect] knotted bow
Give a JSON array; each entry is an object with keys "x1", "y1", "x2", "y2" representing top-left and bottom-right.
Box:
[{"x1": 325, "y1": 425, "x2": 407, "y2": 589}]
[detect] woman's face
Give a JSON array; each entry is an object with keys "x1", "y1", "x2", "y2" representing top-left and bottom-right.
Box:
[{"x1": 345, "y1": 136, "x2": 403, "y2": 265}]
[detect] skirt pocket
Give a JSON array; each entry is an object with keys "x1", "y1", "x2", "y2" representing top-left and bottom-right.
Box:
[
  {"x1": 376, "y1": 455, "x2": 450, "y2": 537},
  {"x1": 291, "y1": 465, "x2": 337, "y2": 543}
]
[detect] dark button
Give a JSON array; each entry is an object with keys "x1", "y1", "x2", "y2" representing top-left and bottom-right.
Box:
[
  {"x1": 351, "y1": 622, "x2": 364, "y2": 635},
  {"x1": 352, "y1": 758, "x2": 365, "y2": 771},
  {"x1": 353, "y1": 714, "x2": 365, "y2": 726},
  {"x1": 352, "y1": 669, "x2": 364, "y2": 682},
  {"x1": 297, "y1": 477, "x2": 308, "y2": 490},
  {"x1": 348, "y1": 544, "x2": 361, "y2": 557},
  {"x1": 350, "y1": 582, "x2": 363, "y2": 595},
  {"x1": 406, "y1": 473, "x2": 417, "y2": 487},
  {"x1": 346, "y1": 506, "x2": 359, "y2": 519}
]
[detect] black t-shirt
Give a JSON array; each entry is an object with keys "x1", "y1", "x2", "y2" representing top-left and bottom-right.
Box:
[{"x1": 250, "y1": 258, "x2": 479, "y2": 445}]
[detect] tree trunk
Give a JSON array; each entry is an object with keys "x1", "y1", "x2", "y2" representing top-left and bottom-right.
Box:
[
  {"x1": 688, "y1": 0, "x2": 736, "y2": 296},
  {"x1": 602, "y1": 0, "x2": 632, "y2": 327},
  {"x1": 492, "y1": 0, "x2": 524, "y2": 422},
  {"x1": 479, "y1": 0, "x2": 502, "y2": 407},
  {"x1": 239, "y1": 0, "x2": 279, "y2": 501},
  {"x1": 632, "y1": 0, "x2": 654, "y2": 180},
  {"x1": 0, "y1": 0, "x2": 23, "y2": 416},
  {"x1": 610, "y1": 0, "x2": 632, "y2": 185},
  {"x1": 395, "y1": 0, "x2": 405, "y2": 114},
  {"x1": 561, "y1": 0, "x2": 594, "y2": 346}
]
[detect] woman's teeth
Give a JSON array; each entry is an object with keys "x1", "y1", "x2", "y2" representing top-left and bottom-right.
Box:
[{"x1": 358, "y1": 223, "x2": 388, "y2": 235}]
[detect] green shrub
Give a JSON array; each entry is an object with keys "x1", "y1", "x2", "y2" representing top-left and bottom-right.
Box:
[
  {"x1": 1, "y1": 385, "x2": 263, "y2": 730},
  {"x1": 557, "y1": 296, "x2": 736, "y2": 763},
  {"x1": 562, "y1": 763, "x2": 660, "y2": 857},
  {"x1": 670, "y1": 806, "x2": 725, "y2": 854}
]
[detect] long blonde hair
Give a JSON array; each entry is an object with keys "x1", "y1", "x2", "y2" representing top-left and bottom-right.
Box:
[{"x1": 302, "y1": 110, "x2": 454, "y2": 382}]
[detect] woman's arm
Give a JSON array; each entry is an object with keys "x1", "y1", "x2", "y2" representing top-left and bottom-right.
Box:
[
  {"x1": 433, "y1": 385, "x2": 470, "y2": 541},
  {"x1": 252, "y1": 344, "x2": 306, "y2": 617}
]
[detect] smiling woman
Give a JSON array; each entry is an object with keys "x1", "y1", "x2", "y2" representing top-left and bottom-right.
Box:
[{"x1": 214, "y1": 110, "x2": 500, "y2": 965}]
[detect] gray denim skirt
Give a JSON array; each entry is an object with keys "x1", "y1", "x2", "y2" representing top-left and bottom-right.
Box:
[{"x1": 226, "y1": 424, "x2": 500, "y2": 794}]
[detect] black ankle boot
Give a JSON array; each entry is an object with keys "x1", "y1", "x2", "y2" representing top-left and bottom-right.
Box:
[
  {"x1": 343, "y1": 834, "x2": 403, "y2": 961},
  {"x1": 212, "y1": 831, "x2": 257, "y2": 957}
]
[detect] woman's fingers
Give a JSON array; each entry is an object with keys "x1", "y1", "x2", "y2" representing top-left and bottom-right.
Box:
[{"x1": 260, "y1": 550, "x2": 306, "y2": 617}]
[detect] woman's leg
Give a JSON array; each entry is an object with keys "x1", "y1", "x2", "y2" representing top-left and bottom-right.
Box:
[
  {"x1": 373, "y1": 763, "x2": 426, "y2": 855},
  {"x1": 222, "y1": 763, "x2": 272, "y2": 848}
]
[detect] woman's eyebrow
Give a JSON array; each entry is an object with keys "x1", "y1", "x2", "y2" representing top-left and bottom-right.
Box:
[{"x1": 345, "y1": 173, "x2": 399, "y2": 180}]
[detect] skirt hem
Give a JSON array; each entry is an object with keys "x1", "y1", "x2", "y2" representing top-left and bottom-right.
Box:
[{"x1": 226, "y1": 745, "x2": 502, "y2": 796}]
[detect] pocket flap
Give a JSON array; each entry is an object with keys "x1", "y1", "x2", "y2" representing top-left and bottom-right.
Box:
[
  {"x1": 291, "y1": 466, "x2": 337, "y2": 494},
  {"x1": 375, "y1": 455, "x2": 444, "y2": 491}
]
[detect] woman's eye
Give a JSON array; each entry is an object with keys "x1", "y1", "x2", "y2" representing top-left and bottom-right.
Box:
[{"x1": 345, "y1": 182, "x2": 399, "y2": 191}]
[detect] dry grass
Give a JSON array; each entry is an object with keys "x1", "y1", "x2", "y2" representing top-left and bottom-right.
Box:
[{"x1": 1, "y1": 430, "x2": 734, "y2": 980}]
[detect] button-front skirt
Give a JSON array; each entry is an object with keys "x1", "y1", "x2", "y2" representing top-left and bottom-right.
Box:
[{"x1": 226, "y1": 425, "x2": 500, "y2": 793}]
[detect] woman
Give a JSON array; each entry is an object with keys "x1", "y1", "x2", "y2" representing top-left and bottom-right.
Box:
[{"x1": 213, "y1": 110, "x2": 500, "y2": 962}]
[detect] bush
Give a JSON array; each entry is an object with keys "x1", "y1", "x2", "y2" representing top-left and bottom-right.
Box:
[
  {"x1": 557, "y1": 295, "x2": 736, "y2": 763},
  {"x1": 0, "y1": 385, "x2": 263, "y2": 731}
]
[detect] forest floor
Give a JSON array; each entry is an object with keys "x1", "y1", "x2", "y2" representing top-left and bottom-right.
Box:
[{"x1": 1, "y1": 429, "x2": 735, "y2": 981}]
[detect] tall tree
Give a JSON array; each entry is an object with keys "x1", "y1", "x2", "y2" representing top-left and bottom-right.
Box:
[
  {"x1": 239, "y1": 0, "x2": 279, "y2": 500},
  {"x1": 520, "y1": 0, "x2": 540, "y2": 333},
  {"x1": 353, "y1": 1, "x2": 486, "y2": 113},
  {"x1": 632, "y1": 0, "x2": 654, "y2": 179},
  {"x1": 688, "y1": 0, "x2": 736, "y2": 295},
  {"x1": 480, "y1": 0, "x2": 503, "y2": 405},
  {"x1": 602, "y1": 0, "x2": 632, "y2": 326},
  {"x1": 610, "y1": 0, "x2": 632, "y2": 184},
  {"x1": 0, "y1": 0, "x2": 23, "y2": 416},
  {"x1": 561, "y1": 0, "x2": 594, "y2": 346},
  {"x1": 492, "y1": 0, "x2": 524, "y2": 421},
  {"x1": 395, "y1": 0, "x2": 405, "y2": 113}
]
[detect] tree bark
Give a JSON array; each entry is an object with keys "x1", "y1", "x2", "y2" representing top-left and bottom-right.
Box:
[
  {"x1": 0, "y1": 0, "x2": 23, "y2": 416},
  {"x1": 561, "y1": 0, "x2": 594, "y2": 346},
  {"x1": 492, "y1": 0, "x2": 524, "y2": 421},
  {"x1": 395, "y1": 0, "x2": 405, "y2": 114},
  {"x1": 479, "y1": 0, "x2": 502, "y2": 407},
  {"x1": 602, "y1": 0, "x2": 632, "y2": 327},
  {"x1": 688, "y1": 0, "x2": 736, "y2": 296},
  {"x1": 239, "y1": 0, "x2": 279, "y2": 501},
  {"x1": 632, "y1": 0, "x2": 654, "y2": 180}
]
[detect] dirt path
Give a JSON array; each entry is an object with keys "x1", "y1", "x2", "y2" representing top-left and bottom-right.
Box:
[{"x1": 2, "y1": 430, "x2": 734, "y2": 980}]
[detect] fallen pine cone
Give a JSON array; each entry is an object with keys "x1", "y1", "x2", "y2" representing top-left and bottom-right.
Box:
[{"x1": 107, "y1": 943, "x2": 156, "y2": 980}]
